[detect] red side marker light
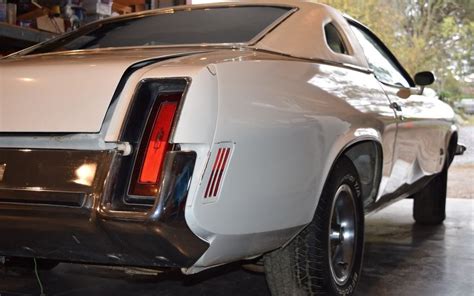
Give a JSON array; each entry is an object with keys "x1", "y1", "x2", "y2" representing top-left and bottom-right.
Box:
[{"x1": 205, "y1": 147, "x2": 231, "y2": 198}]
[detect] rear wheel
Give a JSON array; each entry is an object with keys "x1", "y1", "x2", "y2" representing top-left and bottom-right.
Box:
[
  {"x1": 413, "y1": 165, "x2": 448, "y2": 225},
  {"x1": 264, "y1": 156, "x2": 364, "y2": 296}
]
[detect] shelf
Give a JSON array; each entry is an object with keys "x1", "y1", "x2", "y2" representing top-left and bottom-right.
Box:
[{"x1": 0, "y1": 22, "x2": 57, "y2": 52}]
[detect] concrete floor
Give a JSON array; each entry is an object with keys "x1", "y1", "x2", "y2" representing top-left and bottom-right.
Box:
[
  {"x1": 0, "y1": 198, "x2": 472, "y2": 296},
  {"x1": 448, "y1": 125, "x2": 474, "y2": 199},
  {"x1": 357, "y1": 199, "x2": 474, "y2": 296}
]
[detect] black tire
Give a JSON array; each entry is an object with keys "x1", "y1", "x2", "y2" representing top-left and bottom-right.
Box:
[
  {"x1": 413, "y1": 165, "x2": 448, "y2": 225},
  {"x1": 264, "y1": 156, "x2": 364, "y2": 296}
]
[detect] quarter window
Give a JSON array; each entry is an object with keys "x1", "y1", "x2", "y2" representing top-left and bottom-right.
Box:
[
  {"x1": 324, "y1": 23, "x2": 348, "y2": 54},
  {"x1": 350, "y1": 25, "x2": 411, "y2": 87}
]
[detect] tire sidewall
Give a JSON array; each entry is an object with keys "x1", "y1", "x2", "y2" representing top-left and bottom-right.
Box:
[
  {"x1": 264, "y1": 157, "x2": 365, "y2": 296},
  {"x1": 320, "y1": 161, "x2": 364, "y2": 296}
]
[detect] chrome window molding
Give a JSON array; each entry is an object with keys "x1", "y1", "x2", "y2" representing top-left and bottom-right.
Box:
[
  {"x1": 247, "y1": 7, "x2": 299, "y2": 46},
  {"x1": 254, "y1": 48, "x2": 373, "y2": 74},
  {"x1": 346, "y1": 18, "x2": 415, "y2": 87},
  {"x1": 9, "y1": 5, "x2": 297, "y2": 58}
]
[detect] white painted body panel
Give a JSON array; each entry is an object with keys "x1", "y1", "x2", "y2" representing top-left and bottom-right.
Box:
[
  {"x1": 376, "y1": 84, "x2": 454, "y2": 205},
  {"x1": 182, "y1": 56, "x2": 454, "y2": 271},
  {"x1": 0, "y1": 49, "x2": 208, "y2": 133},
  {"x1": 184, "y1": 58, "x2": 393, "y2": 270}
]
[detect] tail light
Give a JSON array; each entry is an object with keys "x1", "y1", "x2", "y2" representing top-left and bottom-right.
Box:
[{"x1": 129, "y1": 92, "x2": 183, "y2": 196}]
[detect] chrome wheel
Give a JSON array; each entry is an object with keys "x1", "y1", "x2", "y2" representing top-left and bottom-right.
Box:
[{"x1": 328, "y1": 184, "x2": 357, "y2": 286}]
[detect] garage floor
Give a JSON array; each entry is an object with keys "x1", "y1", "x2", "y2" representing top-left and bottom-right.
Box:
[
  {"x1": 1, "y1": 126, "x2": 473, "y2": 295},
  {"x1": 0, "y1": 198, "x2": 472, "y2": 296}
]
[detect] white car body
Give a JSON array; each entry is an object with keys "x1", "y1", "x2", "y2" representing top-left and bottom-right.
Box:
[{"x1": 0, "y1": 0, "x2": 457, "y2": 276}]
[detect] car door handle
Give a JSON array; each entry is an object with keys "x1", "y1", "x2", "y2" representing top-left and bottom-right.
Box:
[{"x1": 390, "y1": 102, "x2": 402, "y2": 112}]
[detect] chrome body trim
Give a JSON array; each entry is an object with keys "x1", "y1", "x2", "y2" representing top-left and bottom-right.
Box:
[
  {"x1": 0, "y1": 149, "x2": 114, "y2": 208},
  {"x1": 247, "y1": 7, "x2": 298, "y2": 46},
  {"x1": 0, "y1": 148, "x2": 206, "y2": 267},
  {"x1": 254, "y1": 48, "x2": 373, "y2": 74}
]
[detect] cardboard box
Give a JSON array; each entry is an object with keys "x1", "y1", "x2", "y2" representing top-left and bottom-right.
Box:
[
  {"x1": 113, "y1": 0, "x2": 145, "y2": 12},
  {"x1": 112, "y1": 2, "x2": 132, "y2": 14},
  {"x1": 36, "y1": 15, "x2": 65, "y2": 33}
]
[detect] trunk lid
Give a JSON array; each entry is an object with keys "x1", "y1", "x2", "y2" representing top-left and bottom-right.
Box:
[{"x1": 0, "y1": 49, "x2": 203, "y2": 133}]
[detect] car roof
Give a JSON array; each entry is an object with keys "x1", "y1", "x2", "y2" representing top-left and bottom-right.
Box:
[
  {"x1": 249, "y1": 1, "x2": 369, "y2": 69},
  {"x1": 100, "y1": 0, "x2": 370, "y2": 69},
  {"x1": 17, "y1": 1, "x2": 370, "y2": 70}
]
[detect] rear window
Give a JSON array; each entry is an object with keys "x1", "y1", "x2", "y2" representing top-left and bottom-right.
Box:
[{"x1": 23, "y1": 6, "x2": 291, "y2": 55}]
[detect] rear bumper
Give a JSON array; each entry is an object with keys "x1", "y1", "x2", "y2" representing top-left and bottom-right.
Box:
[
  {"x1": 0, "y1": 148, "x2": 207, "y2": 268},
  {"x1": 0, "y1": 205, "x2": 207, "y2": 268}
]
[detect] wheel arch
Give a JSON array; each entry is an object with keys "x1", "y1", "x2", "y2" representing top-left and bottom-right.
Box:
[
  {"x1": 278, "y1": 137, "x2": 383, "y2": 254},
  {"x1": 323, "y1": 138, "x2": 384, "y2": 213}
]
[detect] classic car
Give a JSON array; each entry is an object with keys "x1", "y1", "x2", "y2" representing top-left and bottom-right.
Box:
[{"x1": 0, "y1": 1, "x2": 464, "y2": 295}]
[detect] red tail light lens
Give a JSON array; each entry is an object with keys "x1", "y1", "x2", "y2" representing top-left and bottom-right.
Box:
[
  {"x1": 129, "y1": 92, "x2": 183, "y2": 196},
  {"x1": 139, "y1": 101, "x2": 177, "y2": 184}
]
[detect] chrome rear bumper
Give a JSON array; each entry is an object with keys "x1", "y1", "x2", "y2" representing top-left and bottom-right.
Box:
[{"x1": 0, "y1": 148, "x2": 207, "y2": 268}]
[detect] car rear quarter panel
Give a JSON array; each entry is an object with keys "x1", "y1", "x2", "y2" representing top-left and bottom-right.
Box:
[{"x1": 185, "y1": 57, "x2": 397, "y2": 270}]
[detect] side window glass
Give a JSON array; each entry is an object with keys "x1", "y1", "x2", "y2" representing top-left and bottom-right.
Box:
[
  {"x1": 324, "y1": 23, "x2": 348, "y2": 54},
  {"x1": 350, "y1": 25, "x2": 410, "y2": 87}
]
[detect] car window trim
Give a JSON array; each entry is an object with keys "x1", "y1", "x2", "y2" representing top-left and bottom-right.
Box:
[
  {"x1": 254, "y1": 48, "x2": 373, "y2": 74},
  {"x1": 10, "y1": 5, "x2": 298, "y2": 57},
  {"x1": 347, "y1": 19, "x2": 415, "y2": 88},
  {"x1": 248, "y1": 7, "x2": 299, "y2": 46}
]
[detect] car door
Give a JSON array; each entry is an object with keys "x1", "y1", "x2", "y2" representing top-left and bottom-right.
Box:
[{"x1": 349, "y1": 22, "x2": 446, "y2": 198}]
